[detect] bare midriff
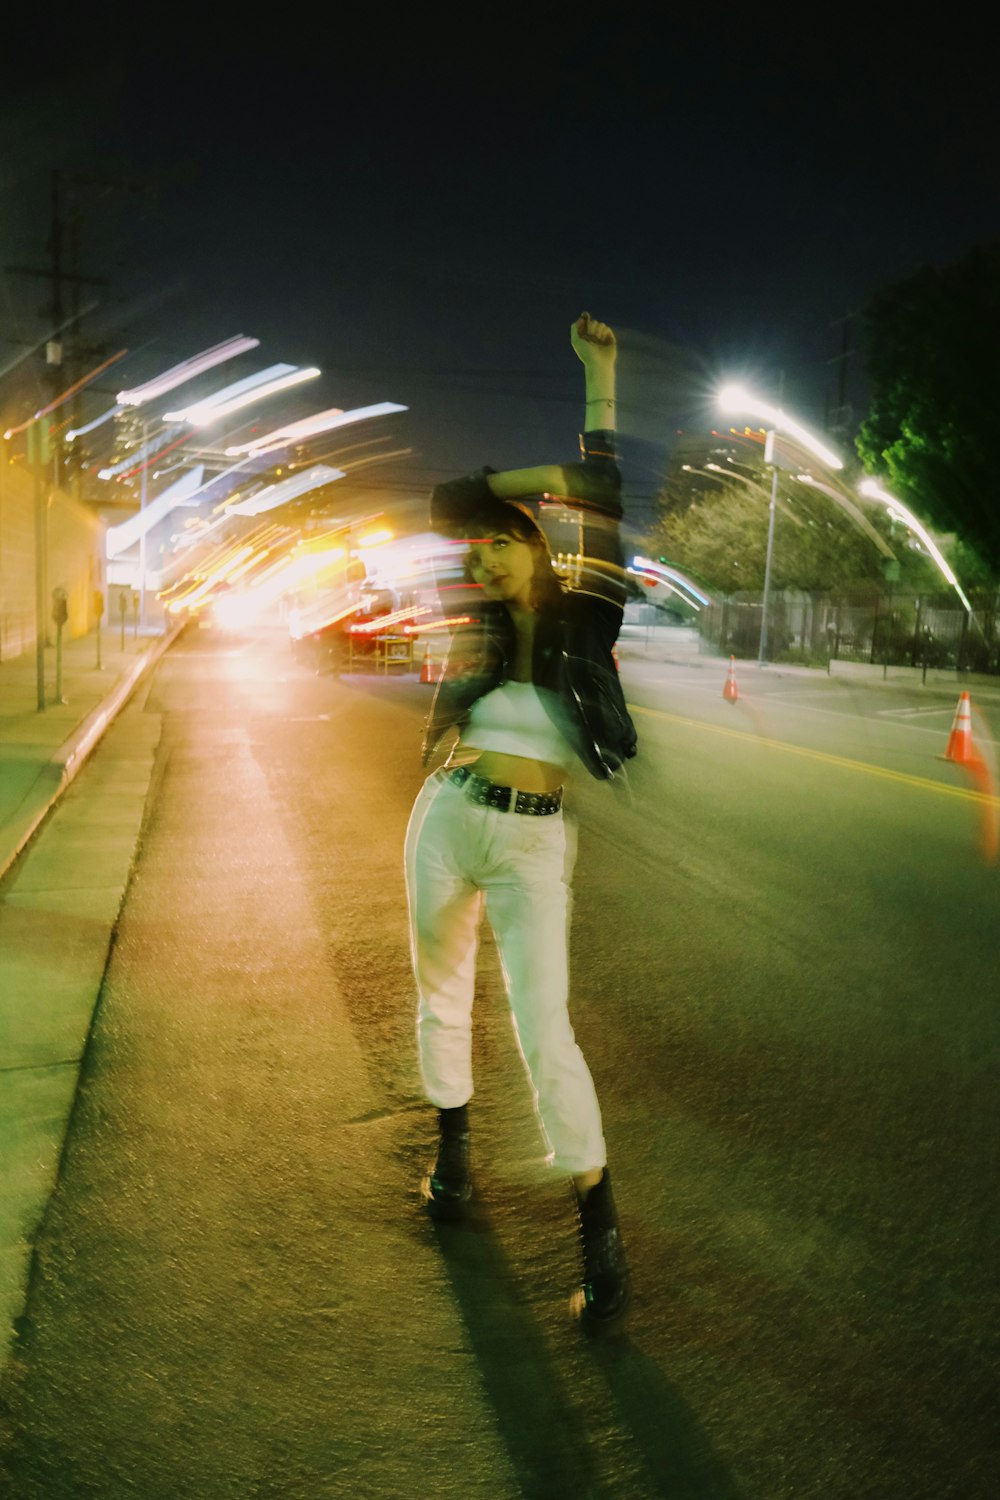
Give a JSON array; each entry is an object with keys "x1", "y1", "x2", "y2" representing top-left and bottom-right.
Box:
[{"x1": 452, "y1": 745, "x2": 567, "y2": 794}]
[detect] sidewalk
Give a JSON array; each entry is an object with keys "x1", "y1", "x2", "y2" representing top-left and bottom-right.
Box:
[
  {"x1": 0, "y1": 623, "x2": 183, "y2": 881},
  {"x1": 0, "y1": 621, "x2": 182, "y2": 1366}
]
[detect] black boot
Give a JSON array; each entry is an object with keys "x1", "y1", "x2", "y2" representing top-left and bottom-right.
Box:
[
  {"x1": 573, "y1": 1169, "x2": 631, "y2": 1335},
  {"x1": 421, "y1": 1105, "x2": 472, "y2": 1220}
]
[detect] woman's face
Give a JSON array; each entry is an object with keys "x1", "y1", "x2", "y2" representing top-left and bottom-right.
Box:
[{"x1": 466, "y1": 532, "x2": 537, "y2": 609}]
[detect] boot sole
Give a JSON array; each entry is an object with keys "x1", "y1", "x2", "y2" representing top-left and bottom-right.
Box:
[
  {"x1": 570, "y1": 1284, "x2": 632, "y2": 1338},
  {"x1": 420, "y1": 1174, "x2": 471, "y2": 1223}
]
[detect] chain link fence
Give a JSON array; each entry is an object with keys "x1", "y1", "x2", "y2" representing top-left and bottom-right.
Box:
[{"x1": 699, "y1": 588, "x2": 1000, "y2": 675}]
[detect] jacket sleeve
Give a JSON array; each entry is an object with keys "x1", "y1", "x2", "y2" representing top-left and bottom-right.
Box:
[
  {"x1": 556, "y1": 429, "x2": 627, "y2": 621},
  {"x1": 557, "y1": 429, "x2": 622, "y2": 518}
]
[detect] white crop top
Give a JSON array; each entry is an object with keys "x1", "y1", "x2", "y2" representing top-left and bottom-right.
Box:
[{"x1": 462, "y1": 681, "x2": 575, "y2": 768}]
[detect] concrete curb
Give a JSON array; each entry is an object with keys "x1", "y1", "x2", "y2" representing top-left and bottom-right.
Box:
[{"x1": 0, "y1": 621, "x2": 186, "y2": 884}]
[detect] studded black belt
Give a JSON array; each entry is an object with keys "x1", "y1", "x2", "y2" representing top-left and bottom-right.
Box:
[{"x1": 446, "y1": 765, "x2": 563, "y2": 816}]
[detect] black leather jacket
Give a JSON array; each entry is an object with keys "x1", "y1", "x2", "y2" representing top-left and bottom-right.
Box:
[{"x1": 422, "y1": 429, "x2": 638, "y2": 781}]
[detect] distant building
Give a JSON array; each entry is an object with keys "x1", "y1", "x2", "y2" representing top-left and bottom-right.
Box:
[{"x1": 659, "y1": 428, "x2": 767, "y2": 513}]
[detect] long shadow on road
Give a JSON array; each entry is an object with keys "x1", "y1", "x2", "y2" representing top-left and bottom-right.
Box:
[
  {"x1": 587, "y1": 1339, "x2": 744, "y2": 1500},
  {"x1": 431, "y1": 1203, "x2": 743, "y2": 1500},
  {"x1": 431, "y1": 1204, "x2": 602, "y2": 1499}
]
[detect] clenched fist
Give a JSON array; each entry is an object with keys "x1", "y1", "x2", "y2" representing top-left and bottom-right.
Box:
[{"x1": 571, "y1": 312, "x2": 617, "y2": 363}]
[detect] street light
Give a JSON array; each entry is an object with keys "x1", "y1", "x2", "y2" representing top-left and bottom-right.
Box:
[
  {"x1": 717, "y1": 383, "x2": 845, "y2": 663},
  {"x1": 717, "y1": 384, "x2": 844, "y2": 470}
]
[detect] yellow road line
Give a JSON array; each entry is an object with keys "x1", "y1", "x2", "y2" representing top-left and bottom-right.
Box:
[{"x1": 627, "y1": 703, "x2": 1000, "y2": 808}]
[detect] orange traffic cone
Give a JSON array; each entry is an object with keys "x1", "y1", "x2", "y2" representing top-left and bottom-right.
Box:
[
  {"x1": 941, "y1": 690, "x2": 980, "y2": 765},
  {"x1": 723, "y1": 656, "x2": 739, "y2": 703},
  {"x1": 419, "y1": 641, "x2": 436, "y2": 684}
]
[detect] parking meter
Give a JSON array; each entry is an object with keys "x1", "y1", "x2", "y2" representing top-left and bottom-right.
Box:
[
  {"x1": 94, "y1": 589, "x2": 105, "y2": 670},
  {"x1": 52, "y1": 587, "x2": 69, "y2": 703}
]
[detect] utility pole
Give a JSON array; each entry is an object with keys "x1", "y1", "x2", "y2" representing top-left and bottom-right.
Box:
[
  {"x1": 758, "y1": 371, "x2": 785, "y2": 666},
  {"x1": 28, "y1": 419, "x2": 51, "y2": 709},
  {"x1": 825, "y1": 312, "x2": 857, "y2": 450},
  {"x1": 5, "y1": 168, "x2": 107, "y2": 483}
]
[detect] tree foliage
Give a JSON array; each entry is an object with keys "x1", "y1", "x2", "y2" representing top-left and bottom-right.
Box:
[
  {"x1": 855, "y1": 242, "x2": 1000, "y2": 575},
  {"x1": 650, "y1": 471, "x2": 939, "y2": 597}
]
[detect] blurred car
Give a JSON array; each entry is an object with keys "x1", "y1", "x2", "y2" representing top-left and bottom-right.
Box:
[{"x1": 291, "y1": 583, "x2": 403, "y2": 673}]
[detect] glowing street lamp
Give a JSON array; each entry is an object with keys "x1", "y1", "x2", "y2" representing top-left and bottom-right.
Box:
[
  {"x1": 717, "y1": 382, "x2": 845, "y2": 663},
  {"x1": 717, "y1": 384, "x2": 844, "y2": 470}
]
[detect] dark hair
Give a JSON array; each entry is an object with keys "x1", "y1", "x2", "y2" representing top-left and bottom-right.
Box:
[{"x1": 460, "y1": 501, "x2": 565, "y2": 611}]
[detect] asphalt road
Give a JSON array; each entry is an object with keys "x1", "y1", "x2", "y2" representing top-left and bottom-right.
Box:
[{"x1": 1, "y1": 623, "x2": 997, "y2": 1499}]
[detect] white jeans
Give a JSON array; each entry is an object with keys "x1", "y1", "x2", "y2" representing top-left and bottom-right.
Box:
[{"x1": 404, "y1": 771, "x2": 607, "y2": 1174}]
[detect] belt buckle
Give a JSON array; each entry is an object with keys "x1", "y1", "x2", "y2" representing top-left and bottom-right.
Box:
[{"x1": 483, "y1": 776, "x2": 512, "y2": 811}]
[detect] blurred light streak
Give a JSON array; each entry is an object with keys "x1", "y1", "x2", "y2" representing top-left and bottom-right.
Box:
[
  {"x1": 224, "y1": 402, "x2": 407, "y2": 457},
  {"x1": 350, "y1": 605, "x2": 430, "y2": 634},
  {"x1": 627, "y1": 568, "x2": 701, "y2": 611},
  {"x1": 164, "y1": 545, "x2": 257, "y2": 612},
  {"x1": 3, "y1": 350, "x2": 129, "y2": 437},
  {"x1": 794, "y1": 474, "x2": 897, "y2": 560},
  {"x1": 292, "y1": 433, "x2": 401, "y2": 472},
  {"x1": 106, "y1": 466, "x2": 206, "y2": 556},
  {"x1": 964, "y1": 705, "x2": 999, "y2": 863},
  {"x1": 97, "y1": 425, "x2": 181, "y2": 480},
  {"x1": 119, "y1": 428, "x2": 197, "y2": 480},
  {"x1": 357, "y1": 528, "x2": 394, "y2": 547},
  {"x1": 405, "y1": 614, "x2": 473, "y2": 634},
  {"x1": 339, "y1": 445, "x2": 413, "y2": 473},
  {"x1": 717, "y1": 383, "x2": 844, "y2": 470},
  {"x1": 118, "y1": 335, "x2": 259, "y2": 406},
  {"x1": 212, "y1": 545, "x2": 349, "y2": 628},
  {"x1": 66, "y1": 404, "x2": 123, "y2": 440},
  {"x1": 162, "y1": 454, "x2": 264, "y2": 519},
  {"x1": 289, "y1": 600, "x2": 360, "y2": 640},
  {"x1": 858, "y1": 477, "x2": 973, "y2": 612},
  {"x1": 631, "y1": 554, "x2": 711, "y2": 606},
  {"x1": 163, "y1": 364, "x2": 320, "y2": 425},
  {"x1": 226, "y1": 465, "x2": 345, "y2": 516}
]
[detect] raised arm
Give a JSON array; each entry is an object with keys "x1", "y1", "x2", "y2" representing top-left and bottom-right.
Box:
[
  {"x1": 485, "y1": 313, "x2": 617, "y2": 501},
  {"x1": 571, "y1": 311, "x2": 617, "y2": 434},
  {"x1": 431, "y1": 314, "x2": 620, "y2": 529}
]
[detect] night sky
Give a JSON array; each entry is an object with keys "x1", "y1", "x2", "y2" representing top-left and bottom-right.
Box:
[{"x1": 2, "y1": 11, "x2": 997, "y2": 532}]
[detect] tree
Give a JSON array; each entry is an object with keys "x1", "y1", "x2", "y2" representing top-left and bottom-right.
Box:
[
  {"x1": 650, "y1": 463, "x2": 940, "y2": 597},
  {"x1": 855, "y1": 242, "x2": 1000, "y2": 576}
]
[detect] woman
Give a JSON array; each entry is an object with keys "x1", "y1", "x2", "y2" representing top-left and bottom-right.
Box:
[{"x1": 404, "y1": 314, "x2": 637, "y2": 1334}]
